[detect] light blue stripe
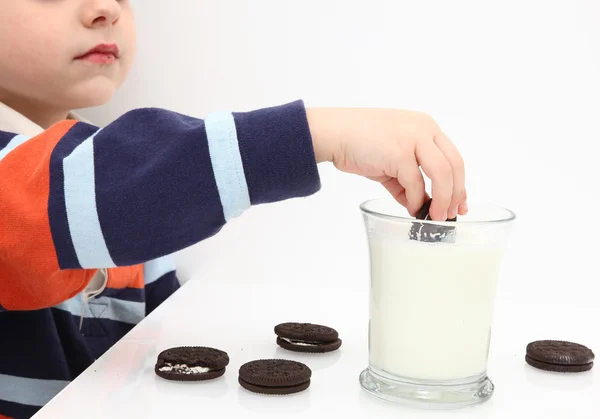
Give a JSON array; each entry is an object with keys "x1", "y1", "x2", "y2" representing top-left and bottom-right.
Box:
[
  {"x1": 143, "y1": 255, "x2": 176, "y2": 285},
  {"x1": 53, "y1": 294, "x2": 145, "y2": 325},
  {"x1": 0, "y1": 134, "x2": 30, "y2": 162},
  {"x1": 63, "y1": 129, "x2": 116, "y2": 269},
  {"x1": 53, "y1": 293, "x2": 86, "y2": 317},
  {"x1": 0, "y1": 373, "x2": 69, "y2": 406},
  {"x1": 204, "y1": 111, "x2": 251, "y2": 220}
]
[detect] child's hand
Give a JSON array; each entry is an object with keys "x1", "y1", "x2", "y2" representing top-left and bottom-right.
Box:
[{"x1": 307, "y1": 108, "x2": 467, "y2": 221}]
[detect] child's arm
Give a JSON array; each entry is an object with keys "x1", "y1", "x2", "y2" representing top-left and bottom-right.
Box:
[{"x1": 0, "y1": 100, "x2": 319, "y2": 310}]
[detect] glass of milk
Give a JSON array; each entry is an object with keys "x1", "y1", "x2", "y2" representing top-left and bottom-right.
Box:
[{"x1": 358, "y1": 198, "x2": 515, "y2": 409}]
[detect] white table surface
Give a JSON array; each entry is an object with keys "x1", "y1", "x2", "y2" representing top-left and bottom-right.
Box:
[{"x1": 33, "y1": 279, "x2": 599, "y2": 419}]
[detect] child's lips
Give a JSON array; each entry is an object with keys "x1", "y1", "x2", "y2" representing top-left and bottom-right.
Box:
[
  {"x1": 77, "y1": 52, "x2": 118, "y2": 64},
  {"x1": 75, "y1": 43, "x2": 120, "y2": 64}
]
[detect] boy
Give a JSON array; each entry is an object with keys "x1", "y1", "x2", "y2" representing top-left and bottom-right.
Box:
[{"x1": 0, "y1": 1, "x2": 467, "y2": 418}]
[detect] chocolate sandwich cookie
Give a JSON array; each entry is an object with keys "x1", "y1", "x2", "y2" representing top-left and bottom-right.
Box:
[
  {"x1": 155, "y1": 346, "x2": 230, "y2": 381},
  {"x1": 275, "y1": 322, "x2": 342, "y2": 353},
  {"x1": 525, "y1": 340, "x2": 595, "y2": 373},
  {"x1": 238, "y1": 359, "x2": 312, "y2": 395},
  {"x1": 409, "y1": 198, "x2": 457, "y2": 243}
]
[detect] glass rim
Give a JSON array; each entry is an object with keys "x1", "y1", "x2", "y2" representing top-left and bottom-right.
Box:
[{"x1": 359, "y1": 198, "x2": 516, "y2": 226}]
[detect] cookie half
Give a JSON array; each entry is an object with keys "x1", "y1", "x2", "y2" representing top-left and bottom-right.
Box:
[
  {"x1": 275, "y1": 322, "x2": 342, "y2": 353},
  {"x1": 409, "y1": 198, "x2": 457, "y2": 243},
  {"x1": 238, "y1": 359, "x2": 311, "y2": 395},
  {"x1": 155, "y1": 346, "x2": 230, "y2": 381},
  {"x1": 525, "y1": 340, "x2": 594, "y2": 373}
]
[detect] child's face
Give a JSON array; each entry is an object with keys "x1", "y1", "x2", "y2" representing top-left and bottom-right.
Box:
[{"x1": 0, "y1": 0, "x2": 136, "y2": 111}]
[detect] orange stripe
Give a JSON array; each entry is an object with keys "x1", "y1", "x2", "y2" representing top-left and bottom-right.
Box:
[
  {"x1": 106, "y1": 265, "x2": 145, "y2": 289},
  {"x1": 0, "y1": 121, "x2": 96, "y2": 310},
  {"x1": 0, "y1": 414, "x2": 15, "y2": 419}
]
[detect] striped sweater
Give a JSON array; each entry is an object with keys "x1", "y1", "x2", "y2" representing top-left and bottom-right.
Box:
[{"x1": 0, "y1": 100, "x2": 321, "y2": 419}]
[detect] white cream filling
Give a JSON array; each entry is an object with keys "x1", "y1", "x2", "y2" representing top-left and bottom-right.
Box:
[
  {"x1": 282, "y1": 337, "x2": 320, "y2": 347},
  {"x1": 159, "y1": 363, "x2": 212, "y2": 374}
]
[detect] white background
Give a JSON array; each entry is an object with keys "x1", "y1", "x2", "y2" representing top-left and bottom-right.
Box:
[{"x1": 81, "y1": 0, "x2": 600, "y2": 313}]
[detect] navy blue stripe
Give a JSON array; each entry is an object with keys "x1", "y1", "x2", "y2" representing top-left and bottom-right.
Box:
[
  {"x1": 79, "y1": 317, "x2": 135, "y2": 359},
  {"x1": 99, "y1": 287, "x2": 145, "y2": 303},
  {"x1": 48, "y1": 122, "x2": 101, "y2": 269},
  {"x1": 93, "y1": 109, "x2": 224, "y2": 265},
  {"x1": 48, "y1": 310, "x2": 95, "y2": 378},
  {"x1": 0, "y1": 310, "x2": 73, "y2": 380},
  {"x1": 0, "y1": 303, "x2": 5, "y2": 313},
  {"x1": 234, "y1": 100, "x2": 321, "y2": 204},
  {"x1": 49, "y1": 310, "x2": 134, "y2": 368},
  {"x1": 145, "y1": 271, "x2": 180, "y2": 315},
  {"x1": 0, "y1": 131, "x2": 15, "y2": 152},
  {"x1": 0, "y1": 398, "x2": 40, "y2": 419},
  {"x1": 0, "y1": 308, "x2": 136, "y2": 380}
]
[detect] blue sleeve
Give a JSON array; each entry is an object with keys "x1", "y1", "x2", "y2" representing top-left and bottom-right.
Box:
[{"x1": 39, "y1": 99, "x2": 319, "y2": 269}]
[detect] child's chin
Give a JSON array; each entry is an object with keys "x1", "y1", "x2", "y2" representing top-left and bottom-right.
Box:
[{"x1": 66, "y1": 85, "x2": 118, "y2": 109}]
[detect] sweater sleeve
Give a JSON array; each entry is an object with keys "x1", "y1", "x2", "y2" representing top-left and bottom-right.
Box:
[{"x1": 0, "y1": 100, "x2": 320, "y2": 310}]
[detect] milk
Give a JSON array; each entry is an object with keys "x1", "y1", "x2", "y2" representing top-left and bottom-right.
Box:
[{"x1": 368, "y1": 231, "x2": 505, "y2": 381}]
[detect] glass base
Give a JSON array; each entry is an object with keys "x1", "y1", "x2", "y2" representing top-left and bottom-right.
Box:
[{"x1": 359, "y1": 367, "x2": 494, "y2": 410}]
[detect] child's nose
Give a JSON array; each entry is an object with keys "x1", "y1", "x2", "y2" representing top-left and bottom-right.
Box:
[{"x1": 82, "y1": 0, "x2": 122, "y2": 28}]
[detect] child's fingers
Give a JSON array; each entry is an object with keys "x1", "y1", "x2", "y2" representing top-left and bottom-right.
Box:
[
  {"x1": 458, "y1": 189, "x2": 469, "y2": 214},
  {"x1": 433, "y1": 132, "x2": 466, "y2": 218},
  {"x1": 393, "y1": 155, "x2": 427, "y2": 216},
  {"x1": 416, "y1": 139, "x2": 454, "y2": 220}
]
